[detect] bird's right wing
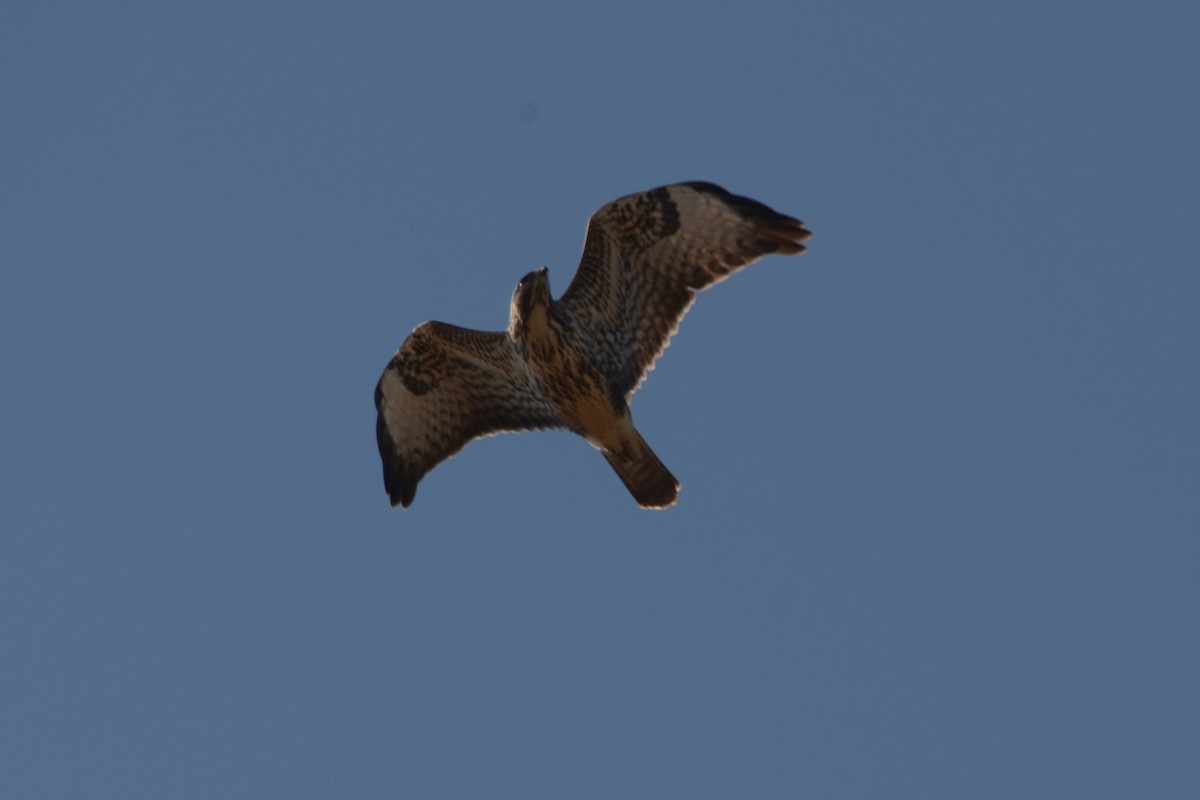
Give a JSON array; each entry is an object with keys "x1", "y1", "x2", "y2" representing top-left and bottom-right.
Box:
[{"x1": 559, "y1": 182, "x2": 811, "y2": 400}]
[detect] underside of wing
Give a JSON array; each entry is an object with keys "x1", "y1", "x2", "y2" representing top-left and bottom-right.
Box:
[
  {"x1": 559, "y1": 182, "x2": 811, "y2": 399},
  {"x1": 374, "y1": 321, "x2": 562, "y2": 507}
]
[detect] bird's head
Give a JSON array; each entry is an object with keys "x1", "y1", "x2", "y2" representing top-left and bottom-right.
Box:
[{"x1": 508, "y1": 267, "x2": 551, "y2": 337}]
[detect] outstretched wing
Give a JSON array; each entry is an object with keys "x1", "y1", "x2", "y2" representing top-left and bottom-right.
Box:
[
  {"x1": 375, "y1": 321, "x2": 563, "y2": 507},
  {"x1": 559, "y1": 182, "x2": 811, "y2": 400}
]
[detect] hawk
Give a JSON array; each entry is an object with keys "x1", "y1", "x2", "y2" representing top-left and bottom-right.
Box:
[{"x1": 375, "y1": 182, "x2": 811, "y2": 509}]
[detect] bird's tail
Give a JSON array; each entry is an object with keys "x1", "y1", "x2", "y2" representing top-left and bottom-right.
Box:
[{"x1": 603, "y1": 428, "x2": 680, "y2": 509}]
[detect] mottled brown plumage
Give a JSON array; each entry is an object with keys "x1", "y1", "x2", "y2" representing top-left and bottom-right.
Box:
[{"x1": 375, "y1": 182, "x2": 811, "y2": 508}]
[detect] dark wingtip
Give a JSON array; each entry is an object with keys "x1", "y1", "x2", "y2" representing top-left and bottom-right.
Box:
[
  {"x1": 381, "y1": 449, "x2": 418, "y2": 510},
  {"x1": 681, "y1": 181, "x2": 811, "y2": 254},
  {"x1": 764, "y1": 218, "x2": 812, "y2": 255},
  {"x1": 376, "y1": 394, "x2": 418, "y2": 510},
  {"x1": 397, "y1": 480, "x2": 416, "y2": 509}
]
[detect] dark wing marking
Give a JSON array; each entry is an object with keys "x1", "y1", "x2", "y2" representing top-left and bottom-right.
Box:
[
  {"x1": 559, "y1": 182, "x2": 811, "y2": 400},
  {"x1": 375, "y1": 321, "x2": 563, "y2": 507}
]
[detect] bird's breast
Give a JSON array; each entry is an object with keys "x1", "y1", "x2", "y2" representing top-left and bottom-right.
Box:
[{"x1": 522, "y1": 316, "x2": 624, "y2": 448}]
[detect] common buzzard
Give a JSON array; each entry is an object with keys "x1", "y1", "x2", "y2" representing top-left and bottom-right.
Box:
[{"x1": 375, "y1": 182, "x2": 811, "y2": 508}]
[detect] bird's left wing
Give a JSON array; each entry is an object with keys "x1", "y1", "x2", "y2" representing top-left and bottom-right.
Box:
[{"x1": 375, "y1": 321, "x2": 562, "y2": 507}]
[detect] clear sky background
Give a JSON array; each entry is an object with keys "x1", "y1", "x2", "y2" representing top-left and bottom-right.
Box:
[{"x1": 3, "y1": 2, "x2": 1198, "y2": 797}]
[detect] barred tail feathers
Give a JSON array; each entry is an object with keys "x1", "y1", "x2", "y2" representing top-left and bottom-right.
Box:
[{"x1": 603, "y1": 428, "x2": 679, "y2": 509}]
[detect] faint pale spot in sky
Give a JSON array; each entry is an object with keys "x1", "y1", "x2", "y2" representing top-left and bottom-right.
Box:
[{"x1": 518, "y1": 101, "x2": 540, "y2": 123}]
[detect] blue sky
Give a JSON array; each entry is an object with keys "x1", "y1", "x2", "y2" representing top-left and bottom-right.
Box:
[{"x1": 3, "y1": 2, "x2": 1198, "y2": 797}]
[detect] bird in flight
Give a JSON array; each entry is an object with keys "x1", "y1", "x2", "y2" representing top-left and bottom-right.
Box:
[{"x1": 375, "y1": 182, "x2": 811, "y2": 509}]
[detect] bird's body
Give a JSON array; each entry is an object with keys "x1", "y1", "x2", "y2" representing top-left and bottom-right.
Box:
[
  {"x1": 375, "y1": 182, "x2": 811, "y2": 508},
  {"x1": 507, "y1": 271, "x2": 679, "y2": 507}
]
